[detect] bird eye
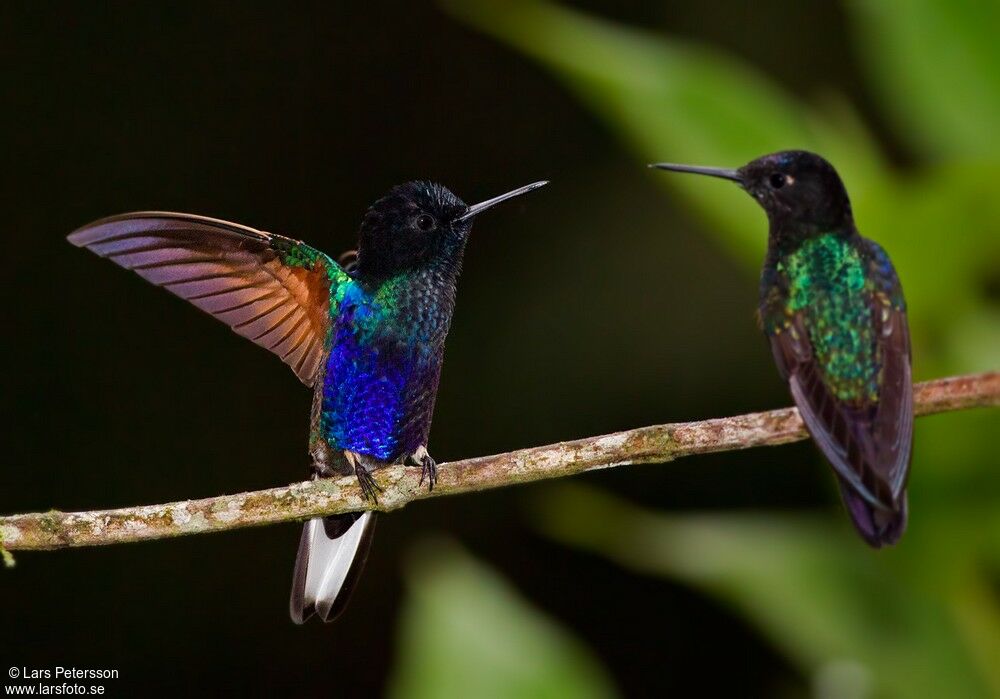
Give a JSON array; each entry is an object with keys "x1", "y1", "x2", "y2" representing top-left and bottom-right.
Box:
[
  {"x1": 769, "y1": 173, "x2": 787, "y2": 189},
  {"x1": 415, "y1": 214, "x2": 436, "y2": 232}
]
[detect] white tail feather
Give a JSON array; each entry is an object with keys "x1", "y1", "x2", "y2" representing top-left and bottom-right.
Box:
[{"x1": 290, "y1": 512, "x2": 374, "y2": 623}]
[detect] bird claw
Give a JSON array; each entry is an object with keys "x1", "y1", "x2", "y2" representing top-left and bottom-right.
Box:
[
  {"x1": 406, "y1": 446, "x2": 438, "y2": 492},
  {"x1": 356, "y1": 468, "x2": 383, "y2": 504},
  {"x1": 344, "y1": 450, "x2": 382, "y2": 505}
]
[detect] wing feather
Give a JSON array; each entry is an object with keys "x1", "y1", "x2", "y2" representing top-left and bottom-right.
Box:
[
  {"x1": 771, "y1": 324, "x2": 886, "y2": 504},
  {"x1": 771, "y1": 302, "x2": 911, "y2": 512},
  {"x1": 68, "y1": 211, "x2": 354, "y2": 386},
  {"x1": 871, "y1": 301, "x2": 912, "y2": 499},
  {"x1": 764, "y1": 237, "x2": 912, "y2": 546},
  {"x1": 771, "y1": 317, "x2": 912, "y2": 510}
]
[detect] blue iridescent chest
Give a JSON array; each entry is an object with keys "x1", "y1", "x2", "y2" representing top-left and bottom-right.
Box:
[{"x1": 315, "y1": 274, "x2": 450, "y2": 461}]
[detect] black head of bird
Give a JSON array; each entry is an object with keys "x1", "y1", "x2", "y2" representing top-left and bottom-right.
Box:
[
  {"x1": 652, "y1": 150, "x2": 853, "y2": 234},
  {"x1": 355, "y1": 180, "x2": 547, "y2": 280}
]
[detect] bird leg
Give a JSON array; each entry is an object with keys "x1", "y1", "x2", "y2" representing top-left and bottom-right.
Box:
[
  {"x1": 404, "y1": 445, "x2": 438, "y2": 491},
  {"x1": 344, "y1": 450, "x2": 382, "y2": 505},
  {"x1": 308, "y1": 438, "x2": 341, "y2": 479}
]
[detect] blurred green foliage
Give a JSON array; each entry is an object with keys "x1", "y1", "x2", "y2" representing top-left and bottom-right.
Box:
[
  {"x1": 390, "y1": 540, "x2": 618, "y2": 699},
  {"x1": 533, "y1": 483, "x2": 999, "y2": 698},
  {"x1": 384, "y1": 1, "x2": 1000, "y2": 696}
]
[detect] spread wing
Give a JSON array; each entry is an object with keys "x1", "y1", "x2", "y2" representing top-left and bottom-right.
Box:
[
  {"x1": 769, "y1": 296, "x2": 912, "y2": 513},
  {"x1": 68, "y1": 211, "x2": 357, "y2": 386}
]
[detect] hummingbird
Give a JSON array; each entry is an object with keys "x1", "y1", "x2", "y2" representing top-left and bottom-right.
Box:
[
  {"x1": 651, "y1": 151, "x2": 912, "y2": 547},
  {"x1": 68, "y1": 178, "x2": 548, "y2": 621}
]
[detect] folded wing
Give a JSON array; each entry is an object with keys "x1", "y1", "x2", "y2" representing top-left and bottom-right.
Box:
[
  {"x1": 771, "y1": 303, "x2": 911, "y2": 503},
  {"x1": 770, "y1": 298, "x2": 912, "y2": 546}
]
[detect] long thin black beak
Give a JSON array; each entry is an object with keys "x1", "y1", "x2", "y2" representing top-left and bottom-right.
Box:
[
  {"x1": 648, "y1": 162, "x2": 742, "y2": 183},
  {"x1": 456, "y1": 180, "x2": 549, "y2": 222}
]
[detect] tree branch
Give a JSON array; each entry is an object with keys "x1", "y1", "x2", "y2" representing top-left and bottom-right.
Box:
[{"x1": 2, "y1": 372, "x2": 996, "y2": 553}]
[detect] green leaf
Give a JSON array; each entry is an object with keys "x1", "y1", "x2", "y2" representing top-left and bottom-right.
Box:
[
  {"x1": 445, "y1": 0, "x2": 1000, "y2": 454},
  {"x1": 445, "y1": 3, "x2": 1000, "y2": 696},
  {"x1": 442, "y1": 1, "x2": 1000, "y2": 367},
  {"x1": 846, "y1": 0, "x2": 1000, "y2": 158},
  {"x1": 442, "y1": 0, "x2": 885, "y2": 265},
  {"x1": 389, "y1": 539, "x2": 619, "y2": 699},
  {"x1": 850, "y1": 162, "x2": 1000, "y2": 376},
  {"x1": 533, "y1": 484, "x2": 996, "y2": 699}
]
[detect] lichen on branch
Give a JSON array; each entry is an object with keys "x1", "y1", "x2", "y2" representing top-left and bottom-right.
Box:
[{"x1": 1, "y1": 372, "x2": 996, "y2": 552}]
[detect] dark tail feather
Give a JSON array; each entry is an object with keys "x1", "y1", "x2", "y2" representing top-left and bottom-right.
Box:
[
  {"x1": 290, "y1": 511, "x2": 376, "y2": 623},
  {"x1": 838, "y1": 480, "x2": 907, "y2": 548}
]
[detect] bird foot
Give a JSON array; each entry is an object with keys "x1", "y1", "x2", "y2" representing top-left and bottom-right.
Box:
[
  {"x1": 344, "y1": 450, "x2": 382, "y2": 505},
  {"x1": 311, "y1": 462, "x2": 338, "y2": 480},
  {"x1": 405, "y1": 446, "x2": 437, "y2": 491}
]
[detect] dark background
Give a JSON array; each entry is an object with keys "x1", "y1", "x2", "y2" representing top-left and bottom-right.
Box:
[{"x1": 5, "y1": 2, "x2": 874, "y2": 695}]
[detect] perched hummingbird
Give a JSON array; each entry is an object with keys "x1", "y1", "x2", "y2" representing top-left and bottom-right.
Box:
[
  {"x1": 68, "y1": 179, "x2": 547, "y2": 621},
  {"x1": 652, "y1": 151, "x2": 912, "y2": 547}
]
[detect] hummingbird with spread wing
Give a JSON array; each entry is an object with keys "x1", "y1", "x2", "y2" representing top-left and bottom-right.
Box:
[
  {"x1": 652, "y1": 151, "x2": 911, "y2": 547},
  {"x1": 68, "y1": 179, "x2": 547, "y2": 621}
]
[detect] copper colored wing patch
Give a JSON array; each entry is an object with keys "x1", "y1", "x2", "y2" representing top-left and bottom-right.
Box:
[{"x1": 68, "y1": 211, "x2": 339, "y2": 386}]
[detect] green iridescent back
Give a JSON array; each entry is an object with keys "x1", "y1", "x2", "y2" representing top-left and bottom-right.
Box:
[{"x1": 765, "y1": 234, "x2": 880, "y2": 404}]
